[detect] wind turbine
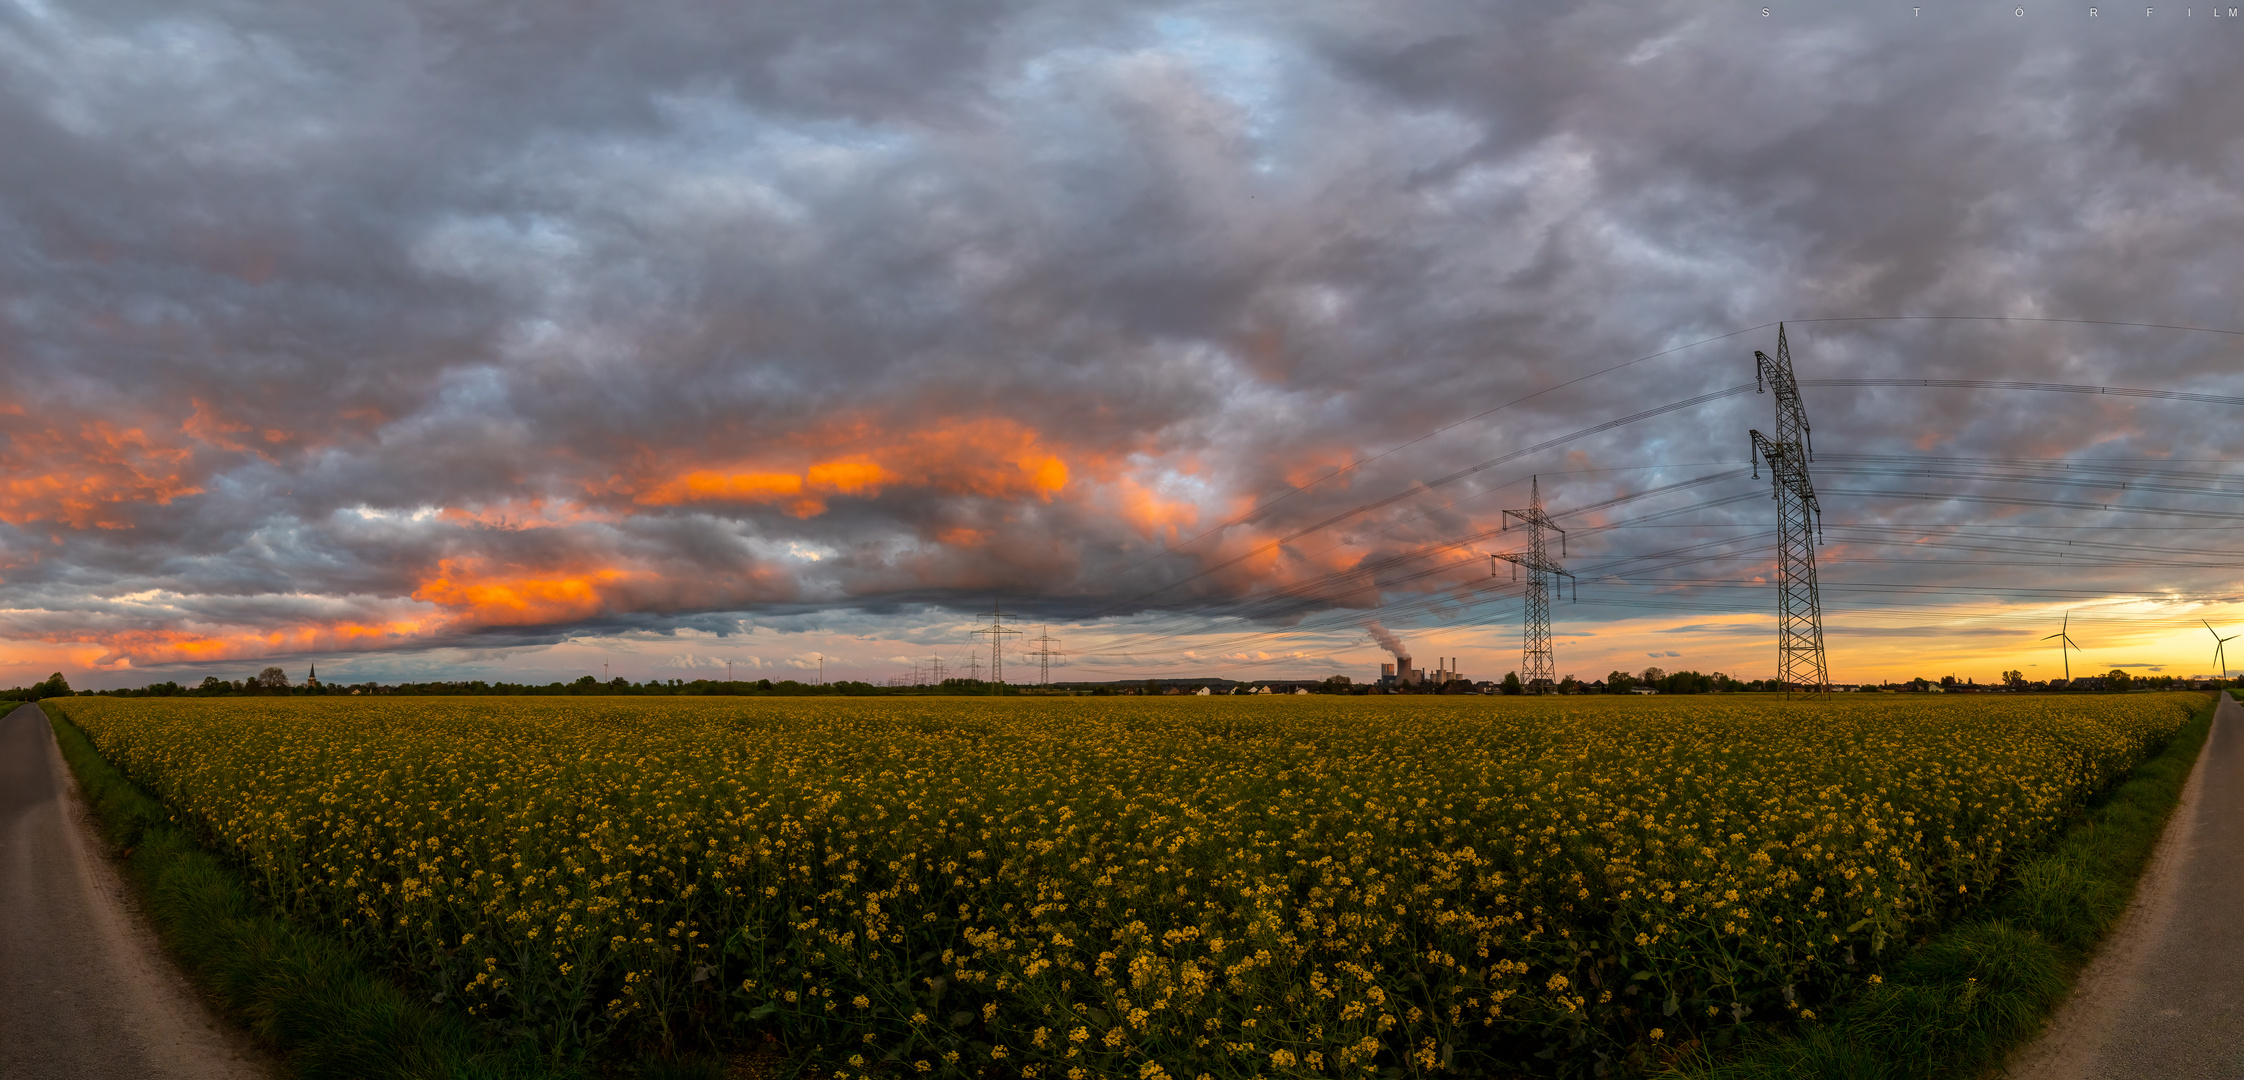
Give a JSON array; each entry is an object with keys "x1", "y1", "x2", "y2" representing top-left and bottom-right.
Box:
[
  {"x1": 2204, "y1": 619, "x2": 2238, "y2": 680},
  {"x1": 2041, "y1": 613, "x2": 2083, "y2": 683}
]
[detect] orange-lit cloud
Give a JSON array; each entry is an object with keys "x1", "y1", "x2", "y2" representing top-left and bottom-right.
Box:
[
  {"x1": 628, "y1": 416, "x2": 1072, "y2": 515},
  {"x1": 0, "y1": 419, "x2": 205, "y2": 528},
  {"x1": 934, "y1": 526, "x2": 991, "y2": 548},
  {"x1": 180, "y1": 397, "x2": 381, "y2": 461},
  {"x1": 1114, "y1": 477, "x2": 1200, "y2": 540},
  {"x1": 180, "y1": 398, "x2": 267, "y2": 454},
  {"x1": 15, "y1": 619, "x2": 437, "y2": 669},
  {"x1": 413, "y1": 559, "x2": 645, "y2": 627}
]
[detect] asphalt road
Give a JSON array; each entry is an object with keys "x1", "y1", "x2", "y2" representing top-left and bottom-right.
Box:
[
  {"x1": 0, "y1": 703, "x2": 268, "y2": 1080},
  {"x1": 2008, "y1": 692, "x2": 2244, "y2": 1079}
]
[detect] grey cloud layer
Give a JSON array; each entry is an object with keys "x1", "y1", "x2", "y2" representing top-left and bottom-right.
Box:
[{"x1": 2, "y1": 1, "x2": 2242, "y2": 670}]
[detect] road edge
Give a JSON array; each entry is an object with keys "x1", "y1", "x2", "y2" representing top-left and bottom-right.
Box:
[
  {"x1": 39, "y1": 702, "x2": 587, "y2": 1080},
  {"x1": 1673, "y1": 691, "x2": 2221, "y2": 1080},
  {"x1": 1994, "y1": 690, "x2": 2234, "y2": 1078},
  {"x1": 29, "y1": 702, "x2": 280, "y2": 1079}
]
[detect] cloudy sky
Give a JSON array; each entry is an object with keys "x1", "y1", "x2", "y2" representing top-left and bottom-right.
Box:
[{"x1": 4, "y1": 0, "x2": 2243, "y2": 689}]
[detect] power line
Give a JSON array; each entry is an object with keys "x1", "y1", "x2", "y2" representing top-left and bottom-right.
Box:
[
  {"x1": 1821, "y1": 488, "x2": 2244, "y2": 523},
  {"x1": 1785, "y1": 314, "x2": 2244, "y2": 339},
  {"x1": 1080, "y1": 386, "x2": 1764, "y2": 621},
  {"x1": 1050, "y1": 359, "x2": 2244, "y2": 678},
  {"x1": 1076, "y1": 470, "x2": 1757, "y2": 659},
  {"x1": 1066, "y1": 325, "x2": 1790, "y2": 598},
  {"x1": 1069, "y1": 312, "x2": 2244, "y2": 616}
]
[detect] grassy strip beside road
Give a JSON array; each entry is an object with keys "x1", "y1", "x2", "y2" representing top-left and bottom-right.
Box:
[
  {"x1": 42, "y1": 704, "x2": 589, "y2": 1080},
  {"x1": 1679, "y1": 691, "x2": 2222, "y2": 1080}
]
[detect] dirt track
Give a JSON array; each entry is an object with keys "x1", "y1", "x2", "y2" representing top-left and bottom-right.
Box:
[
  {"x1": 0, "y1": 702, "x2": 269, "y2": 1080},
  {"x1": 2005, "y1": 692, "x2": 2244, "y2": 1078}
]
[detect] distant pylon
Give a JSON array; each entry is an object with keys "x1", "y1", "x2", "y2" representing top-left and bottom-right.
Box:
[
  {"x1": 930, "y1": 657, "x2": 945, "y2": 685},
  {"x1": 963, "y1": 653, "x2": 982, "y2": 682},
  {"x1": 1493, "y1": 476, "x2": 1576, "y2": 693},
  {"x1": 1026, "y1": 626, "x2": 1065, "y2": 687},
  {"x1": 1749, "y1": 324, "x2": 1832, "y2": 695},
  {"x1": 973, "y1": 601, "x2": 1020, "y2": 690}
]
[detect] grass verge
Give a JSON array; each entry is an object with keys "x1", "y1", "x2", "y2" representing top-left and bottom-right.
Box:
[
  {"x1": 42, "y1": 704, "x2": 594, "y2": 1080},
  {"x1": 1671, "y1": 691, "x2": 2223, "y2": 1080}
]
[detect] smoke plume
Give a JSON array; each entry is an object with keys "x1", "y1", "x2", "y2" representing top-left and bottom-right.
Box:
[{"x1": 1365, "y1": 621, "x2": 1407, "y2": 658}]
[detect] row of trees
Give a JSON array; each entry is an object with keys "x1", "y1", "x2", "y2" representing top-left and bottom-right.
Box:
[
  {"x1": 28, "y1": 665, "x2": 2216, "y2": 702},
  {"x1": 78, "y1": 673, "x2": 930, "y2": 698},
  {"x1": 1906, "y1": 669, "x2": 2196, "y2": 691},
  {"x1": 0, "y1": 672, "x2": 73, "y2": 702}
]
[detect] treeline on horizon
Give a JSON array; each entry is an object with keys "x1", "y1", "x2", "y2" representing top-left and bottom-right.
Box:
[
  {"x1": 5, "y1": 664, "x2": 2222, "y2": 703},
  {"x1": 3, "y1": 669, "x2": 1038, "y2": 700},
  {"x1": 0, "y1": 669, "x2": 1779, "y2": 699},
  {"x1": 6, "y1": 668, "x2": 1327, "y2": 700}
]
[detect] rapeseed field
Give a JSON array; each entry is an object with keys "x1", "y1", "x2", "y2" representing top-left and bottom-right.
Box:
[{"x1": 48, "y1": 693, "x2": 2198, "y2": 1076}]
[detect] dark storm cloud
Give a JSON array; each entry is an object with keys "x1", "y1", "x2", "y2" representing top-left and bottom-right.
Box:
[{"x1": 3, "y1": 0, "x2": 2242, "y2": 676}]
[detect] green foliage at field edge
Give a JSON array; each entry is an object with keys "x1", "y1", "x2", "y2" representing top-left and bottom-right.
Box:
[
  {"x1": 43, "y1": 704, "x2": 589, "y2": 1080},
  {"x1": 1672, "y1": 691, "x2": 2220, "y2": 1080}
]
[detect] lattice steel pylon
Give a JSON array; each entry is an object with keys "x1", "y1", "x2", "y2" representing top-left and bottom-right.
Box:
[
  {"x1": 1026, "y1": 626, "x2": 1064, "y2": 687},
  {"x1": 1492, "y1": 476, "x2": 1576, "y2": 693},
  {"x1": 973, "y1": 601, "x2": 1020, "y2": 690},
  {"x1": 1749, "y1": 324, "x2": 1832, "y2": 694}
]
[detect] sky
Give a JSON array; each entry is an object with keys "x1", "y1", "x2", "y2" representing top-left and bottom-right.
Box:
[{"x1": 5, "y1": 1, "x2": 2244, "y2": 689}]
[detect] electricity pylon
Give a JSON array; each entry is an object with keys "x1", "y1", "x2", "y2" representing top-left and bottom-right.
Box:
[
  {"x1": 1026, "y1": 626, "x2": 1065, "y2": 687},
  {"x1": 973, "y1": 601, "x2": 1020, "y2": 690},
  {"x1": 2206, "y1": 619, "x2": 2238, "y2": 680},
  {"x1": 1749, "y1": 324, "x2": 1831, "y2": 694},
  {"x1": 1492, "y1": 476, "x2": 1576, "y2": 693}
]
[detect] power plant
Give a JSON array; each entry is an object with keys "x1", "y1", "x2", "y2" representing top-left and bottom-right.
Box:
[{"x1": 1377, "y1": 655, "x2": 1468, "y2": 691}]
